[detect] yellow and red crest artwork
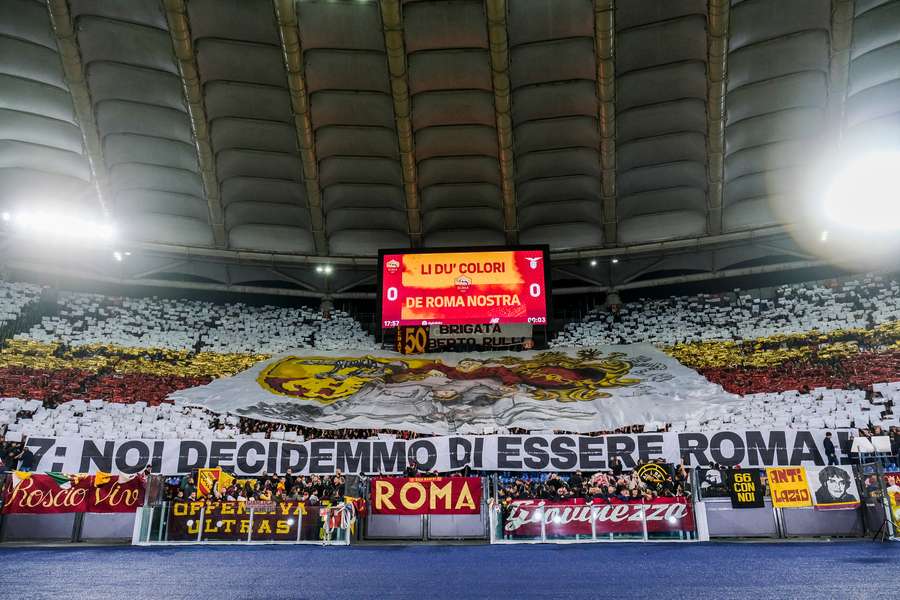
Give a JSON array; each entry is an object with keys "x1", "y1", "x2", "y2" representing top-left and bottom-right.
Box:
[{"x1": 256, "y1": 350, "x2": 642, "y2": 405}]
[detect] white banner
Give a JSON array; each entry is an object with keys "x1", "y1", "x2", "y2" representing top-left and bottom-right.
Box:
[
  {"x1": 427, "y1": 323, "x2": 532, "y2": 349},
  {"x1": 24, "y1": 430, "x2": 853, "y2": 476},
  {"x1": 808, "y1": 465, "x2": 861, "y2": 509},
  {"x1": 169, "y1": 345, "x2": 737, "y2": 434}
]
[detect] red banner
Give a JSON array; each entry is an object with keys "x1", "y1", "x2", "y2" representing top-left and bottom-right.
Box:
[
  {"x1": 371, "y1": 476, "x2": 482, "y2": 515},
  {"x1": 502, "y1": 497, "x2": 695, "y2": 537},
  {"x1": 2, "y1": 473, "x2": 145, "y2": 514}
]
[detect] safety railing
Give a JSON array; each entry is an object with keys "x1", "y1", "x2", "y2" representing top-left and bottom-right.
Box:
[
  {"x1": 489, "y1": 497, "x2": 698, "y2": 544},
  {"x1": 133, "y1": 500, "x2": 353, "y2": 546}
]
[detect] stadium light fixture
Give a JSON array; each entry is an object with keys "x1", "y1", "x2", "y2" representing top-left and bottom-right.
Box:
[
  {"x1": 611, "y1": 257, "x2": 619, "y2": 264},
  {"x1": 4, "y1": 210, "x2": 116, "y2": 243},
  {"x1": 112, "y1": 251, "x2": 123, "y2": 262},
  {"x1": 824, "y1": 151, "x2": 900, "y2": 232},
  {"x1": 589, "y1": 259, "x2": 598, "y2": 267},
  {"x1": 315, "y1": 265, "x2": 324, "y2": 274}
]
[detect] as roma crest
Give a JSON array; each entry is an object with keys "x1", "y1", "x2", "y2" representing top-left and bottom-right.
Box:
[{"x1": 385, "y1": 258, "x2": 400, "y2": 274}]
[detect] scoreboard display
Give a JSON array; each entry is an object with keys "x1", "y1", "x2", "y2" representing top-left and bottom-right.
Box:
[{"x1": 379, "y1": 246, "x2": 550, "y2": 328}]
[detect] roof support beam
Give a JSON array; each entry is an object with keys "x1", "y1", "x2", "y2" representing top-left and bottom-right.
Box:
[
  {"x1": 621, "y1": 257, "x2": 666, "y2": 284},
  {"x1": 163, "y1": 0, "x2": 227, "y2": 249},
  {"x1": 554, "y1": 266, "x2": 608, "y2": 289},
  {"x1": 46, "y1": 0, "x2": 110, "y2": 217},
  {"x1": 485, "y1": 0, "x2": 518, "y2": 244},
  {"x1": 130, "y1": 260, "x2": 188, "y2": 280},
  {"x1": 273, "y1": 0, "x2": 328, "y2": 256},
  {"x1": 5, "y1": 260, "x2": 364, "y2": 299},
  {"x1": 706, "y1": 0, "x2": 730, "y2": 235},
  {"x1": 336, "y1": 273, "x2": 376, "y2": 294},
  {"x1": 552, "y1": 259, "x2": 829, "y2": 295},
  {"x1": 268, "y1": 268, "x2": 320, "y2": 292},
  {"x1": 593, "y1": 0, "x2": 617, "y2": 246},
  {"x1": 753, "y1": 241, "x2": 814, "y2": 261},
  {"x1": 380, "y1": 0, "x2": 422, "y2": 247},
  {"x1": 1, "y1": 223, "x2": 796, "y2": 270},
  {"x1": 828, "y1": 0, "x2": 854, "y2": 140}
]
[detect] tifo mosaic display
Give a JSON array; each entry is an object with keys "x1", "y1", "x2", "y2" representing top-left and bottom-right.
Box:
[{"x1": 0, "y1": 274, "x2": 898, "y2": 435}]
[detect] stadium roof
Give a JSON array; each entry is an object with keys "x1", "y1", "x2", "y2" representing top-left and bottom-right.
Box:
[{"x1": 1, "y1": 0, "x2": 898, "y2": 297}]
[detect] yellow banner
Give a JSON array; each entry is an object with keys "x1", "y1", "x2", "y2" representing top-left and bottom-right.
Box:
[
  {"x1": 885, "y1": 473, "x2": 900, "y2": 533},
  {"x1": 400, "y1": 252, "x2": 523, "y2": 288},
  {"x1": 767, "y1": 467, "x2": 812, "y2": 508}
]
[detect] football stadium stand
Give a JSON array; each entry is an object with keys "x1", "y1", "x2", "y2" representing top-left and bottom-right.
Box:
[{"x1": 0, "y1": 273, "x2": 897, "y2": 440}]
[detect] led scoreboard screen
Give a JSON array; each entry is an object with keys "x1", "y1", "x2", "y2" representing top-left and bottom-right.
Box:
[{"x1": 379, "y1": 247, "x2": 549, "y2": 328}]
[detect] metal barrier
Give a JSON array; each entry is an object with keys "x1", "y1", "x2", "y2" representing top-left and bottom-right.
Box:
[
  {"x1": 362, "y1": 476, "x2": 490, "y2": 541},
  {"x1": 132, "y1": 501, "x2": 352, "y2": 546},
  {"x1": 489, "y1": 499, "x2": 699, "y2": 544}
]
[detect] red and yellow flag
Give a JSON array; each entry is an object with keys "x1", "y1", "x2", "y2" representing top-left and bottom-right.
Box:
[{"x1": 197, "y1": 468, "x2": 221, "y2": 497}]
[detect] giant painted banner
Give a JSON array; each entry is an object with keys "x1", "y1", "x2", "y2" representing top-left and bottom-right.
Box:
[
  {"x1": 169, "y1": 346, "x2": 738, "y2": 433},
  {"x1": 22, "y1": 430, "x2": 853, "y2": 476},
  {"x1": 370, "y1": 476, "x2": 482, "y2": 515},
  {"x1": 502, "y1": 497, "x2": 695, "y2": 537},
  {"x1": 2, "y1": 472, "x2": 145, "y2": 514}
]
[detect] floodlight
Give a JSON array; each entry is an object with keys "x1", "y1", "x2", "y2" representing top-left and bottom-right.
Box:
[{"x1": 825, "y1": 151, "x2": 900, "y2": 232}]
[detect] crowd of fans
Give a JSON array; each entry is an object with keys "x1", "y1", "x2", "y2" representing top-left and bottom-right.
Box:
[
  {"x1": 497, "y1": 460, "x2": 691, "y2": 505},
  {"x1": 165, "y1": 472, "x2": 348, "y2": 505},
  {"x1": 0, "y1": 280, "x2": 42, "y2": 334},
  {"x1": 18, "y1": 290, "x2": 373, "y2": 353},
  {"x1": 554, "y1": 274, "x2": 900, "y2": 347},
  {"x1": 231, "y1": 417, "x2": 425, "y2": 441}
]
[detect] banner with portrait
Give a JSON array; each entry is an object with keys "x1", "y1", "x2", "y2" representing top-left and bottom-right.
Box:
[
  {"x1": 808, "y1": 466, "x2": 860, "y2": 510},
  {"x1": 168, "y1": 346, "x2": 738, "y2": 434},
  {"x1": 2, "y1": 472, "x2": 145, "y2": 514},
  {"x1": 766, "y1": 467, "x2": 812, "y2": 508}
]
